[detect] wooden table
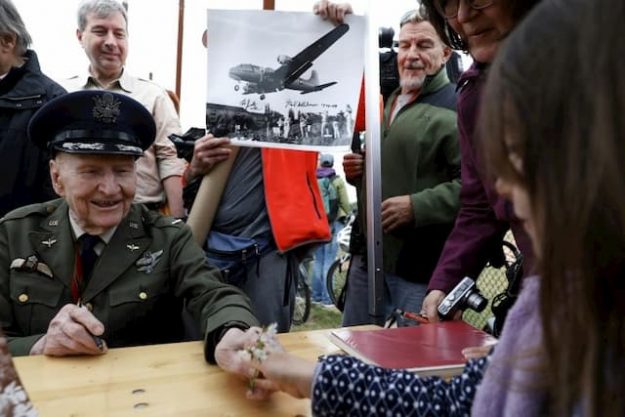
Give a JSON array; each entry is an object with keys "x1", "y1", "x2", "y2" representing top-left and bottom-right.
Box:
[{"x1": 13, "y1": 327, "x2": 375, "y2": 417}]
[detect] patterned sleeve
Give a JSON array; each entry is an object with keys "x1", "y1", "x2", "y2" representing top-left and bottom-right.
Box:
[{"x1": 311, "y1": 354, "x2": 489, "y2": 417}]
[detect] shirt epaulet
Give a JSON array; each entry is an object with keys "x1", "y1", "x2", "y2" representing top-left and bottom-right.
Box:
[
  {"x1": 149, "y1": 212, "x2": 185, "y2": 229},
  {"x1": 0, "y1": 200, "x2": 59, "y2": 223}
]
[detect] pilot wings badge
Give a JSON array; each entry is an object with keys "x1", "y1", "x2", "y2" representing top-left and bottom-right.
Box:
[
  {"x1": 136, "y1": 250, "x2": 164, "y2": 274},
  {"x1": 41, "y1": 238, "x2": 57, "y2": 248},
  {"x1": 92, "y1": 93, "x2": 121, "y2": 123},
  {"x1": 10, "y1": 255, "x2": 54, "y2": 278},
  {"x1": 126, "y1": 243, "x2": 140, "y2": 252}
]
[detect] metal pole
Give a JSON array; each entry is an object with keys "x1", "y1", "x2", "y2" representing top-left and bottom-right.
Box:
[
  {"x1": 175, "y1": 0, "x2": 185, "y2": 100},
  {"x1": 364, "y1": 0, "x2": 385, "y2": 325}
]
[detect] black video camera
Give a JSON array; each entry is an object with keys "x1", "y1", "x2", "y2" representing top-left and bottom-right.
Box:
[
  {"x1": 169, "y1": 126, "x2": 232, "y2": 163},
  {"x1": 437, "y1": 277, "x2": 488, "y2": 319},
  {"x1": 379, "y1": 27, "x2": 399, "y2": 104},
  {"x1": 168, "y1": 127, "x2": 206, "y2": 163}
]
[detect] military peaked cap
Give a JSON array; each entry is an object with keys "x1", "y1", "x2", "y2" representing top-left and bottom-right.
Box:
[{"x1": 28, "y1": 90, "x2": 155, "y2": 157}]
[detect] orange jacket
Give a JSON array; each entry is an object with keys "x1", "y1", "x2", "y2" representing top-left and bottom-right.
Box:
[
  {"x1": 255, "y1": 79, "x2": 371, "y2": 253},
  {"x1": 262, "y1": 148, "x2": 331, "y2": 252}
]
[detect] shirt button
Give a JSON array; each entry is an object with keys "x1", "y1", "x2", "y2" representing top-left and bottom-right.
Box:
[
  {"x1": 85, "y1": 303, "x2": 94, "y2": 312},
  {"x1": 18, "y1": 293, "x2": 29, "y2": 303},
  {"x1": 138, "y1": 292, "x2": 148, "y2": 300}
]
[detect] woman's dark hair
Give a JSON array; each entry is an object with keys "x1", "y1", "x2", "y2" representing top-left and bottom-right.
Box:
[
  {"x1": 480, "y1": 0, "x2": 625, "y2": 415},
  {"x1": 420, "y1": 0, "x2": 542, "y2": 52},
  {"x1": 0, "y1": 0, "x2": 32, "y2": 55}
]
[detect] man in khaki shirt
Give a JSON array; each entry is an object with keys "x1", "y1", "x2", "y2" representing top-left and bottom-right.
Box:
[{"x1": 61, "y1": 0, "x2": 185, "y2": 217}]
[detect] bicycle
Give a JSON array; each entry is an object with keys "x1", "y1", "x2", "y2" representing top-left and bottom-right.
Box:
[
  {"x1": 326, "y1": 214, "x2": 355, "y2": 311},
  {"x1": 292, "y1": 258, "x2": 312, "y2": 325}
]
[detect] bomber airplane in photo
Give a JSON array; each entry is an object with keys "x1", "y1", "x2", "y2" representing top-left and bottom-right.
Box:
[{"x1": 228, "y1": 23, "x2": 349, "y2": 100}]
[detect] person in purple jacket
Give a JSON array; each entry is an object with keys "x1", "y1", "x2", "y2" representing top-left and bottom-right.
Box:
[
  {"x1": 226, "y1": 1, "x2": 625, "y2": 415},
  {"x1": 418, "y1": 0, "x2": 542, "y2": 323}
]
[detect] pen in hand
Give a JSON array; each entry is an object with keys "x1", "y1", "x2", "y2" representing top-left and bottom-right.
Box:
[
  {"x1": 76, "y1": 300, "x2": 106, "y2": 351},
  {"x1": 91, "y1": 333, "x2": 105, "y2": 352}
]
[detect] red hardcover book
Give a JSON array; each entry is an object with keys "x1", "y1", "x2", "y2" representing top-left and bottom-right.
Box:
[{"x1": 329, "y1": 321, "x2": 496, "y2": 378}]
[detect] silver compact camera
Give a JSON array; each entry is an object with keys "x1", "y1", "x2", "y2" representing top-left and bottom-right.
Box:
[{"x1": 437, "y1": 277, "x2": 488, "y2": 318}]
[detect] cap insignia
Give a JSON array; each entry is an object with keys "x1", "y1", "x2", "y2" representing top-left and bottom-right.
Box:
[{"x1": 92, "y1": 93, "x2": 121, "y2": 123}]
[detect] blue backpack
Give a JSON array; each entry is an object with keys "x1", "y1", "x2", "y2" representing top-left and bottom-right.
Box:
[{"x1": 318, "y1": 176, "x2": 339, "y2": 223}]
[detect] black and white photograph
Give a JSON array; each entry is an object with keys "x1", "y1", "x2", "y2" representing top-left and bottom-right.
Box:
[{"x1": 206, "y1": 9, "x2": 365, "y2": 151}]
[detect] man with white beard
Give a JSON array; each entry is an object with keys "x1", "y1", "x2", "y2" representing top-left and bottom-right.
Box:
[{"x1": 340, "y1": 8, "x2": 461, "y2": 326}]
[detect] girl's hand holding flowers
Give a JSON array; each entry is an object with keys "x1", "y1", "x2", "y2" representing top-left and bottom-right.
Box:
[{"x1": 238, "y1": 324, "x2": 317, "y2": 400}]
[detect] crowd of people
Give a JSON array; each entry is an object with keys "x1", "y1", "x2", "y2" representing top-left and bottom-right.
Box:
[
  {"x1": 234, "y1": 1, "x2": 625, "y2": 416},
  {"x1": 1, "y1": 0, "x2": 624, "y2": 415}
]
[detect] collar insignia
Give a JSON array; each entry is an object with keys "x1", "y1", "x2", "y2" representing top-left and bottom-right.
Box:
[
  {"x1": 41, "y1": 238, "x2": 57, "y2": 248},
  {"x1": 127, "y1": 244, "x2": 140, "y2": 252},
  {"x1": 48, "y1": 219, "x2": 59, "y2": 227},
  {"x1": 136, "y1": 250, "x2": 164, "y2": 274},
  {"x1": 92, "y1": 93, "x2": 121, "y2": 123}
]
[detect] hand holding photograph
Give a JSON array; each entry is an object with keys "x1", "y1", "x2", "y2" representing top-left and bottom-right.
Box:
[{"x1": 205, "y1": 9, "x2": 365, "y2": 151}]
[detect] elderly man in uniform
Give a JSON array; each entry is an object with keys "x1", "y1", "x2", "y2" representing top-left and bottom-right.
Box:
[{"x1": 0, "y1": 90, "x2": 257, "y2": 366}]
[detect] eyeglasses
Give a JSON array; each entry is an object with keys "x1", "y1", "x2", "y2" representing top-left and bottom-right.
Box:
[{"x1": 433, "y1": 0, "x2": 495, "y2": 19}]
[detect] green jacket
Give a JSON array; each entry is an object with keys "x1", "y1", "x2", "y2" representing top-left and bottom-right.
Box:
[
  {"x1": 0, "y1": 199, "x2": 258, "y2": 361},
  {"x1": 367, "y1": 69, "x2": 460, "y2": 282},
  {"x1": 333, "y1": 175, "x2": 352, "y2": 220}
]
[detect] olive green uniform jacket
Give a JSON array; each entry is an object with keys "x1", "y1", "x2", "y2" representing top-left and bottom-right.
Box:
[{"x1": 0, "y1": 200, "x2": 258, "y2": 361}]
